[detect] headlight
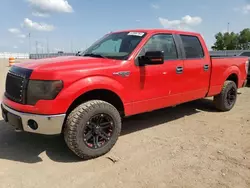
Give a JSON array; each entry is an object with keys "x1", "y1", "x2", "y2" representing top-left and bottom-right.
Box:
[{"x1": 27, "y1": 80, "x2": 63, "y2": 105}]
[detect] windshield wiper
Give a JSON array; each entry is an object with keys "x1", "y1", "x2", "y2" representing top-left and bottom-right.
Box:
[{"x1": 82, "y1": 53, "x2": 107, "y2": 59}]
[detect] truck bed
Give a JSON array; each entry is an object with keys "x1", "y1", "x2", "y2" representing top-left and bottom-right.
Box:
[
  {"x1": 207, "y1": 56, "x2": 248, "y2": 96},
  {"x1": 210, "y1": 55, "x2": 250, "y2": 79}
]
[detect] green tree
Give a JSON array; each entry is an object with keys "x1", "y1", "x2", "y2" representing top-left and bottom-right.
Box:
[
  {"x1": 238, "y1": 28, "x2": 250, "y2": 50},
  {"x1": 212, "y1": 28, "x2": 250, "y2": 50},
  {"x1": 211, "y1": 32, "x2": 239, "y2": 50},
  {"x1": 211, "y1": 32, "x2": 225, "y2": 50},
  {"x1": 224, "y1": 32, "x2": 239, "y2": 50}
]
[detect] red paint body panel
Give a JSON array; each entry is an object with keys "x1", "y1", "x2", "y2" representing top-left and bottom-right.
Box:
[
  {"x1": 2, "y1": 29, "x2": 248, "y2": 117},
  {"x1": 207, "y1": 58, "x2": 247, "y2": 96}
]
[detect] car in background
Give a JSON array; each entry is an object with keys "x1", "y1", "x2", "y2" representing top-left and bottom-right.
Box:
[{"x1": 238, "y1": 51, "x2": 250, "y2": 81}]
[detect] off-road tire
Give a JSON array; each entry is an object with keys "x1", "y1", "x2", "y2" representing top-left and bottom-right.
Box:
[
  {"x1": 64, "y1": 100, "x2": 122, "y2": 159},
  {"x1": 214, "y1": 80, "x2": 238, "y2": 112}
]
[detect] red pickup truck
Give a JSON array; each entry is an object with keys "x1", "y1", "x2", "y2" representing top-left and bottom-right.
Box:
[{"x1": 1, "y1": 29, "x2": 249, "y2": 159}]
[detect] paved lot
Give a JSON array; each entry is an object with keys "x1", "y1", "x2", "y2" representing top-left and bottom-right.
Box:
[{"x1": 0, "y1": 60, "x2": 249, "y2": 188}]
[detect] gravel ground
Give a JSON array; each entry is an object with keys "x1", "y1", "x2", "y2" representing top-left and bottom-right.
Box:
[{"x1": 0, "y1": 60, "x2": 249, "y2": 188}]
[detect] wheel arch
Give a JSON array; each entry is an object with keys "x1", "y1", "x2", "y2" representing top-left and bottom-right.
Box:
[
  {"x1": 60, "y1": 76, "x2": 127, "y2": 133},
  {"x1": 226, "y1": 73, "x2": 239, "y2": 87},
  {"x1": 223, "y1": 66, "x2": 241, "y2": 88},
  {"x1": 66, "y1": 89, "x2": 125, "y2": 117}
]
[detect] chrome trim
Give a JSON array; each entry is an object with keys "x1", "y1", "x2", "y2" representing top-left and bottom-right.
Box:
[
  {"x1": 113, "y1": 71, "x2": 131, "y2": 77},
  {"x1": 1, "y1": 103, "x2": 66, "y2": 135}
]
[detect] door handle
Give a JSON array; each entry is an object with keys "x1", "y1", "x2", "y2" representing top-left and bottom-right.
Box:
[
  {"x1": 204, "y1": 64, "x2": 209, "y2": 71},
  {"x1": 176, "y1": 66, "x2": 183, "y2": 74}
]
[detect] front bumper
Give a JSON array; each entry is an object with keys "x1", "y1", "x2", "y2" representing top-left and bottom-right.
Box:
[{"x1": 1, "y1": 103, "x2": 66, "y2": 135}]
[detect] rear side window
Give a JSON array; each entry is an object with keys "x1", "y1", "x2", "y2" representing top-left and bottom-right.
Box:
[{"x1": 180, "y1": 35, "x2": 204, "y2": 59}]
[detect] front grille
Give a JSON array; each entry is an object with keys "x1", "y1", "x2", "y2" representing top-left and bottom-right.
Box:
[
  {"x1": 5, "y1": 66, "x2": 33, "y2": 104},
  {"x1": 5, "y1": 72, "x2": 26, "y2": 103}
]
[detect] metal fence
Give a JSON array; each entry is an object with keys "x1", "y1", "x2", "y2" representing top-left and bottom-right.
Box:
[
  {"x1": 2, "y1": 50, "x2": 250, "y2": 60},
  {"x1": 209, "y1": 50, "x2": 250, "y2": 56},
  {"x1": 29, "y1": 53, "x2": 76, "y2": 59},
  {"x1": 0, "y1": 52, "x2": 29, "y2": 59}
]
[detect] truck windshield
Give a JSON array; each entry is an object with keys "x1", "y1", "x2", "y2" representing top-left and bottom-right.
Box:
[{"x1": 80, "y1": 31, "x2": 147, "y2": 60}]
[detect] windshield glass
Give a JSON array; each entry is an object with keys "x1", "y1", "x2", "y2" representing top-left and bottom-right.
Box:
[{"x1": 80, "y1": 31, "x2": 147, "y2": 60}]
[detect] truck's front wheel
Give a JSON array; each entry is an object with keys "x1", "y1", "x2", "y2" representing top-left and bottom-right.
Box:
[
  {"x1": 64, "y1": 100, "x2": 121, "y2": 159},
  {"x1": 214, "y1": 80, "x2": 238, "y2": 111}
]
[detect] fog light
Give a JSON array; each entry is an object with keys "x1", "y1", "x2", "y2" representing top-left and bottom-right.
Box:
[{"x1": 27, "y1": 120, "x2": 38, "y2": 130}]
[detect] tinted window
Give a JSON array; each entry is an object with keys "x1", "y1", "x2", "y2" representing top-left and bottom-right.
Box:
[
  {"x1": 180, "y1": 35, "x2": 204, "y2": 59},
  {"x1": 139, "y1": 34, "x2": 178, "y2": 60},
  {"x1": 81, "y1": 31, "x2": 146, "y2": 60},
  {"x1": 240, "y1": 52, "x2": 250, "y2": 57}
]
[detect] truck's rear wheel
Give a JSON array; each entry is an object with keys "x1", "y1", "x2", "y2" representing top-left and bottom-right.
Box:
[
  {"x1": 214, "y1": 80, "x2": 237, "y2": 111},
  {"x1": 64, "y1": 100, "x2": 121, "y2": 159}
]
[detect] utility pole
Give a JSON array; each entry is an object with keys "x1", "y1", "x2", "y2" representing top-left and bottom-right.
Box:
[
  {"x1": 28, "y1": 32, "x2": 31, "y2": 54},
  {"x1": 70, "y1": 40, "x2": 73, "y2": 53},
  {"x1": 41, "y1": 43, "x2": 44, "y2": 54},
  {"x1": 227, "y1": 22, "x2": 230, "y2": 33},
  {"x1": 46, "y1": 37, "x2": 49, "y2": 54},
  {"x1": 35, "y1": 41, "x2": 38, "y2": 54}
]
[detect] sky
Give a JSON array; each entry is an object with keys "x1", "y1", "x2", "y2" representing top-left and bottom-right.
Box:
[{"x1": 0, "y1": 0, "x2": 250, "y2": 53}]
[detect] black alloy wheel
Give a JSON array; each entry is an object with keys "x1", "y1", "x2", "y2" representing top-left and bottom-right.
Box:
[
  {"x1": 64, "y1": 100, "x2": 122, "y2": 159},
  {"x1": 83, "y1": 113, "x2": 114, "y2": 149}
]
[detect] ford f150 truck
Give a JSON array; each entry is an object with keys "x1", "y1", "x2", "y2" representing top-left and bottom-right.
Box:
[{"x1": 1, "y1": 29, "x2": 249, "y2": 159}]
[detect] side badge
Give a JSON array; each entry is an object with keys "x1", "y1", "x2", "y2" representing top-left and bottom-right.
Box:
[{"x1": 113, "y1": 71, "x2": 131, "y2": 77}]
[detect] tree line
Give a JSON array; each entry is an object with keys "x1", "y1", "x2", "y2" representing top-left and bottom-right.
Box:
[{"x1": 211, "y1": 28, "x2": 250, "y2": 51}]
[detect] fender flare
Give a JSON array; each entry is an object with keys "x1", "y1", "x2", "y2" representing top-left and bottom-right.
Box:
[
  {"x1": 222, "y1": 65, "x2": 241, "y2": 86},
  {"x1": 59, "y1": 76, "x2": 126, "y2": 111}
]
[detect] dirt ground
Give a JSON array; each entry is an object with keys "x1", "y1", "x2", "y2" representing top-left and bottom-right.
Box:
[{"x1": 0, "y1": 61, "x2": 249, "y2": 188}]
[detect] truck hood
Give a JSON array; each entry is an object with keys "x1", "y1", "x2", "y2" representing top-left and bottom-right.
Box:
[{"x1": 15, "y1": 56, "x2": 119, "y2": 71}]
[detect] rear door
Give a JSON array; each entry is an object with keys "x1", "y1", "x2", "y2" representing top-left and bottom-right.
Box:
[{"x1": 177, "y1": 34, "x2": 211, "y2": 102}]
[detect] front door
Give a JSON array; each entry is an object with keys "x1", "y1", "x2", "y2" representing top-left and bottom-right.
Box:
[{"x1": 130, "y1": 33, "x2": 185, "y2": 115}]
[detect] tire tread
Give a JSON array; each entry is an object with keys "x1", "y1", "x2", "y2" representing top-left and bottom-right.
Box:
[
  {"x1": 214, "y1": 80, "x2": 237, "y2": 111},
  {"x1": 64, "y1": 100, "x2": 121, "y2": 159}
]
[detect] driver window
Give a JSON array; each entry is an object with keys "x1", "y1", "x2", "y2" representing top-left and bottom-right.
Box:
[{"x1": 139, "y1": 34, "x2": 178, "y2": 60}]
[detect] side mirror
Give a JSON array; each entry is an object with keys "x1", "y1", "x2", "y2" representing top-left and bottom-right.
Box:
[{"x1": 138, "y1": 51, "x2": 164, "y2": 66}]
